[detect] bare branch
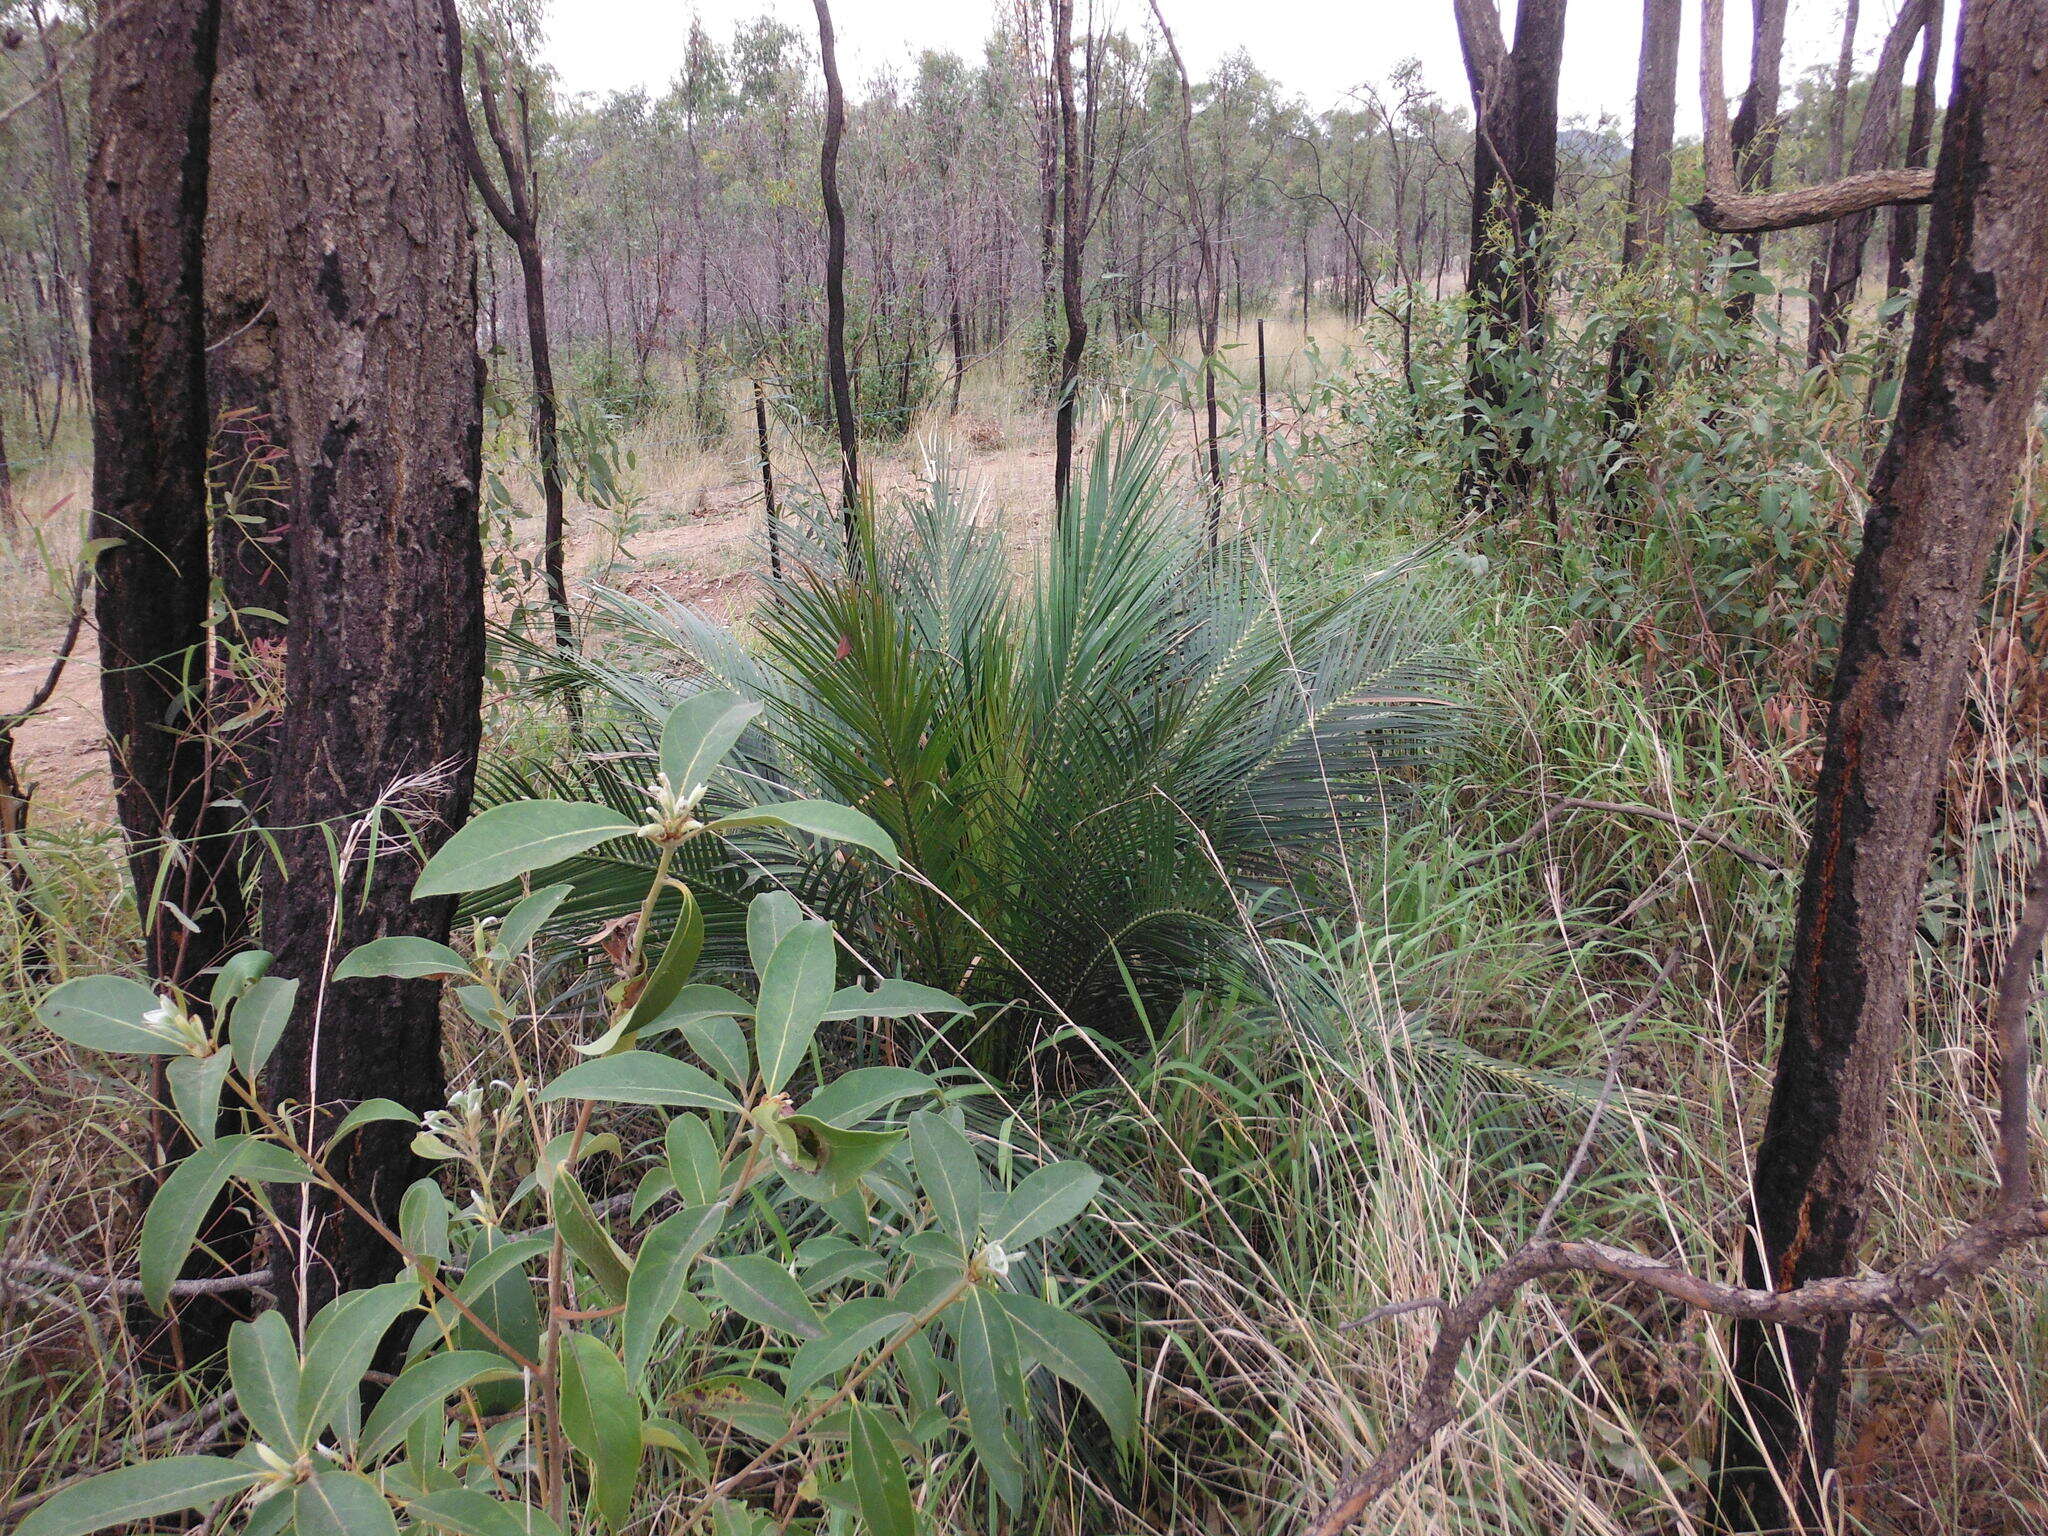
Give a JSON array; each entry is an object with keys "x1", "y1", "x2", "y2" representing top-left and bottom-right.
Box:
[{"x1": 1301, "y1": 844, "x2": 2048, "y2": 1535}]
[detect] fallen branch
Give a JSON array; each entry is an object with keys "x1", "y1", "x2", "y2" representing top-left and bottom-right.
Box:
[
  {"x1": 1303, "y1": 849, "x2": 2048, "y2": 1535},
  {"x1": 2, "y1": 1255, "x2": 271, "y2": 1298},
  {"x1": 1692, "y1": 0, "x2": 1933, "y2": 236}
]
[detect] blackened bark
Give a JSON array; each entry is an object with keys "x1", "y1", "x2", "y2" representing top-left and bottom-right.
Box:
[
  {"x1": 1603, "y1": 0, "x2": 1681, "y2": 451},
  {"x1": 1716, "y1": 2, "x2": 2048, "y2": 1524},
  {"x1": 440, "y1": 9, "x2": 571, "y2": 663},
  {"x1": 1885, "y1": 0, "x2": 1944, "y2": 322},
  {"x1": 244, "y1": 0, "x2": 484, "y2": 1320},
  {"x1": 1726, "y1": 0, "x2": 1788, "y2": 314},
  {"x1": 206, "y1": 0, "x2": 291, "y2": 821},
  {"x1": 87, "y1": 0, "x2": 253, "y2": 1368},
  {"x1": 1456, "y1": 0, "x2": 1568, "y2": 509},
  {"x1": 814, "y1": 0, "x2": 859, "y2": 558},
  {"x1": 1810, "y1": 0, "x2": 1931, "y2": 363},
  {"x1": 1050, "y1": 0, "x2": 1086, "y2": 516}
]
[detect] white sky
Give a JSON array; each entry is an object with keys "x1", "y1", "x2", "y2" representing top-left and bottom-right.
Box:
[{"x1": 542, "y1": 0, "x2": 1941, "y2": 135}]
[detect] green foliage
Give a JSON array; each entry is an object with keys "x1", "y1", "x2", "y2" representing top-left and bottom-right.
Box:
[
  {"x1": 28, "y1": 697, "x2": 1129, "y2": 1536},
  {"x1": 507, "y1": 425, "x2": 1463, "y2": 1074}
]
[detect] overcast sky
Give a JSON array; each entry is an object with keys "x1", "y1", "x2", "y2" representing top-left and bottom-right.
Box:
[{"x1": 541, "y1": 0, "x2": 1939, "y2": 136}]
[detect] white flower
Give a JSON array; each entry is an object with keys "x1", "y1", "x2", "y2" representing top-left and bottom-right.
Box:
[
  {"x1": 636, "y1": 771, "x2": 706, "y2": 844},
  {"x1": 977, "y1": 1240, "x2": 1013, "y2": 1278}
]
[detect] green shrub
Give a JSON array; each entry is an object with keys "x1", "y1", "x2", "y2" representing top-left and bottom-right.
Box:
[{"x1": 25, "y1": 697, "x2": 1131, "y2": 1536}]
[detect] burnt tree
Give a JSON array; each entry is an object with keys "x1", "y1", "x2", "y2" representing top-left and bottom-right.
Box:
[
  {"x1": 1454, "y1": 0, "x2": 1568, "y2": 509},
  {"x1": 1715, "y1": 0, "x2": 2048, "y2": 1524},
  {"x1": 1050, "y1": 0, "x2": 1086, "y2": 514},
  {"x1": 1725, "y1": 0, "x2": 1788, "y2": 313},
  {"x1": 813, "y1": 0, "x2": 859, "y2": 557},
  {"x1": 243, "y1": 0, "x2": 485, "y2": 1317},
  {"x1": 1809, "y1": 0, "x2": 1932, "y2": 363},
  {"x1": 1602, "y1": 0, "x2": 1682, "y2": 450},
  {"x1": 441, "y1": 0, "x2": 572, "y2": 663},
  {"x1": 87, "y1": 0, "x2": 257, "y2": 1368}
]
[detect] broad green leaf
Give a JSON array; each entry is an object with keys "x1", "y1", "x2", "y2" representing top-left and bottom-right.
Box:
[
  {"x1": 744, "y1": 891, "x2": 802, "y2": 976},
  {"x1": 753, "y1": 920, "x2": 836, "y2": 1094},
  {"x1": 357, "y1": 1350, "x2": 520, "y2": 1462},
  {"x1": 559, "y1": 1332, "x2": 643, "y2": 1531},
  {"x1": 666, "y1": 1114, "x2": 724, "y2": 1205},
  {"x1": 494, "y1": 881, "x2": 572, "y2": 959},
  {"x1": 658, "y1": 691, "x2": 761, "y2": 801},
  {"x1": 784, "y1": 1298, "x2": 911, "y2": 1399},
  {"x1": 988, "y1": 1162, "x2": 1101, "y2": 1248},
  {"x1": 333, "y1": 936, "x2": 473, "y2": 982},
  {"x1": 947, "y1": 1286, "x2": 1026, "y2": 1508},
  {"x1": 299, "y1": 1281, "x2": 420, "y2": 1448},
  {"x1": 207, "y1": 949, "x2": 273, "y2": 1017},
  {"x1": 140, "y1": 1135, "x2": 283, "y2": 1314},
  {"x1": 227, "y1": 1309, "x2": 303, "y2": 1452},
  {"x1": 623, "y1": 1201, "x2": 727, "y2": 1386},
  {"x1": 641, "y1": 983, "x2": 752, "y2": 1033},
  {"x1": 539, "y1": 1052, "x2": 740, "y2": 1113},
  {"x1": 329, "y1": 1098, "x2": 418, "y2": 1146},
  {"x1": 552, "y1": 1174, "x2": 632, "y2": 1300},
  {"x1": 708, "y1": 1256, "x2": 823, "y2": 1340},
  {"x1": 801, "y1": 1067, "x2": 939, "y2": 1127},
  {"x1": 414, "y1": 801, "x2": 638, "y2": 898},
  {"x1": 910, "y1": 1112, "x2": 984, "y2": 1248},
  {"x1": 624, "y1": 889, "x2": 705, "y2": 1030},
  {"x1": 848, "y1": 1401, "x2": 919, "y2": 1536},
  {"x1": 293, "y1": 1471, "x2": 397, "y2": 1536},
  {"x1": 38, "y1": 975, "x2": 183, "y2": 1056},
  {"x1": 403, "y1": 1489, "x2": 566, "y2": 1536},
  {"x1": 682, "y1": 1015, "x2": 750, "y2": 1086},
  {"x1": 995, "y1": 1292, "x2": 1138, "y2": 1449},
  {"x1": 165, "y1": 1051, "x2": 234, "y2": 1144},
  {"x1": 703, "y1": 800, "x2": 899, "y2": 865},
  {"x1": 400, "y1": 1177, "x2": 451, "y2": 1262},
  {"x1": 779, "y1": 1117, "x2": 906, "y2": 1199},
  {"x1": 820, "y1": 979, "x2": 967, "y2": 1021},
  {"x1": 228, "y1": 976, "x2": 298, "y2": 1077},
  {"x1": 13, "y1": 1457, "x2": 263, "y2": 1536}
]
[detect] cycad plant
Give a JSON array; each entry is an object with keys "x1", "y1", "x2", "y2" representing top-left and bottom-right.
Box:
[{"x1": 513, "y1": 425, "x2": 1464, "y2": 1076}]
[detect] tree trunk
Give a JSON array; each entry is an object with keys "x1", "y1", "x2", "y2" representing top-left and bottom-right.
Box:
[
  {"x1": 813, "y1": 0, "x2": 858, "y2": 557},
  {"x1": 1603, "y1": 0, "x2": 1682, "y2": 449},
  {"x1": 1726, "y1": 0, "x2": 1789, "y2": 314},
  {"x1": 1803, "y1": 0, "x2": 1861, "y2": 359},
  {"x1": 1715, "y1": 2, "x2": 2048, "y2": 1524},
  {"x1": 243, "y1": 0, "x2": 485, "y2": 1322},
  {"x1": 88, "y1": 0, "x2": 254, "y2": 1369},
  {"x1": 438, "y1": 13, "x2": 572, "y2": 666},
  {"x1": 206, "y1": 0, "x2": 291, "y2": 824},
  {"x1": 1884, "y1": 0, "x2": 1944, "y2": 323},
  {"x1": 1455, "y1": 0, "x2": 1568, "y2": 510},
  {"x1": 1810, "y1": 0, "x2": 1932, "y2": 363},
  {"x1": 1050, "y1": 0, "x2": 1087, "y2": 515}
]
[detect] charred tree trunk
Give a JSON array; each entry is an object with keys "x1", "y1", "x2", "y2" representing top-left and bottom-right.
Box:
[
  {"x1": 1884, "y1": 0, "x2": 1944, "y2": 324},
  {"x1": 1050, "y1": 0, "x2": 1087, "y2": 516},
  {"x1": 88, "y1": 0, "x2": 255, "y2": 1369},
  {"x1": 813, "y1": 0, "x2": 858, "y2": 559},
  {"x1": 1810, "y1": 0, "x2": 1931, "y2": 363},
  {"x1": 246, "y1": 0, "x2": 484, "y2": 1321},
  {"x1": 1455, "y1": 0, "x2": 1568, "y2": 511},
  {"x1": 205, "y1": 1, "x2": 291, "y2": 825},
  {"x1": 1603, "y1": 0, "x2": 1681, "y2": 451},
  {"x1": 440, "y1": 8, "x2": 571, "y2": 668},
  {"x1": 1802, "y1": 0, "x2": 1860, "y2": 359},
  {"x1": 1715, "y1": 2, "x2": 2048, "y2": 1524},
  {"x1": 1726, "y1": 0, "x2": 1788, "y2": 315}
]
